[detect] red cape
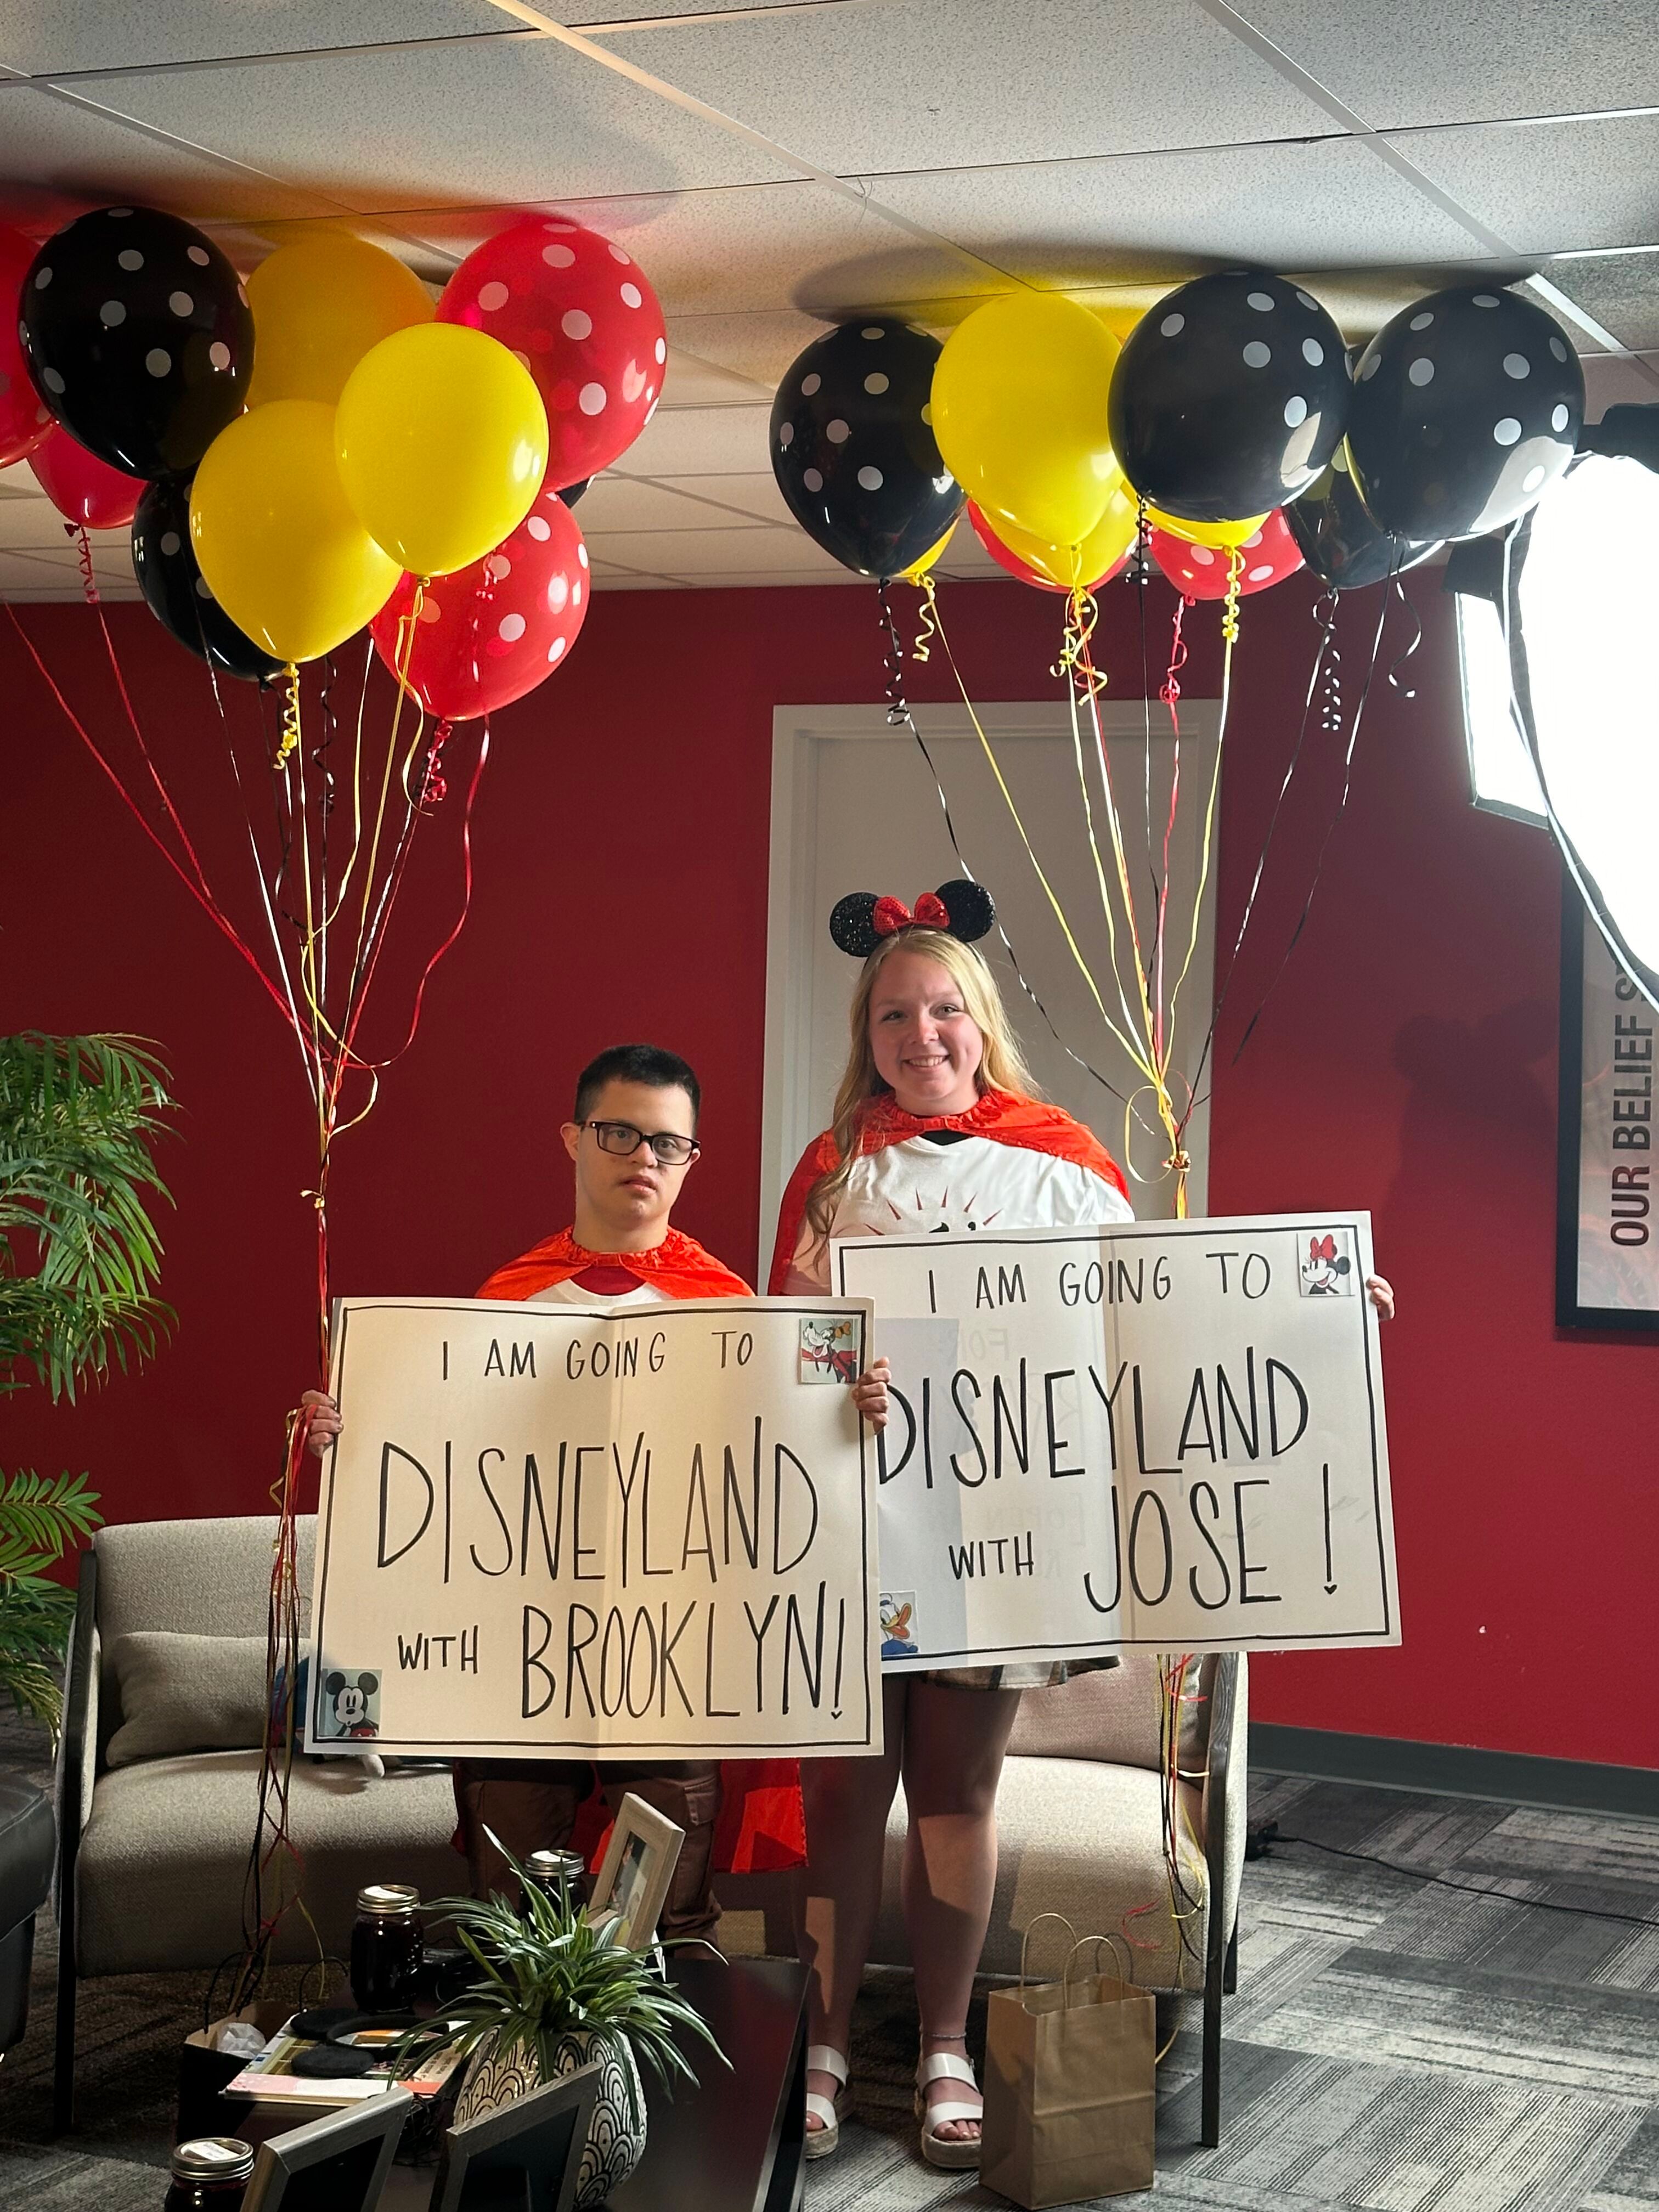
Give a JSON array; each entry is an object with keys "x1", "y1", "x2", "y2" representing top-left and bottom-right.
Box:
[
  {"x1": 477, "y1": 1224, "x2": 751, "y2": 1304},
  {"x1": 769, "y1": 1087, "x2": 1131, "y2": 1292},
  {"x1": 477, "y1": 1223, "x2": 803, "y2": 1877}
]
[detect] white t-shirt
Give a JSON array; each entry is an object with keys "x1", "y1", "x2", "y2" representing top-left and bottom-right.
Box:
[
  {"x1": 792, "y1": 1131, "x2": 1134, "y2": 1291},
  {"x1": 527, "y1": 1273, "x2": 668, "y2": 1309}
]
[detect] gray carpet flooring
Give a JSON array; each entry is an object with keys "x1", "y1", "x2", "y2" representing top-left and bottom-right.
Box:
[{"x1": 3, "y1": 1707, "x2": 1656, "y2": 2211}]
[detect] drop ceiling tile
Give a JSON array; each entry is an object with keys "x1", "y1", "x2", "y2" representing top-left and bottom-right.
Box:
[
  {"x1": 583, "y1": 524, "x2": 820, "y2": 572},
  {"x1": 657, "y1": 470, "x2": 794, "y2": 523},
  {"x1": 76, "y1": 33, "x2": 800, "y2": 215},
  {"x1": 663, "y1": 308, "x2": 826, "y2": 389},
  {"x1": 574, "y1": 473, "x2": 767, "y2": 528},
  {"x1": 607, "y1": 401, "x2": 772, "y2": 473},
  {"x1": 574, "y1": 0, "x2": 837, "y2": 21},
  {"x1": 1387, "y1": 114, "x2": 1659, "y2": 255},
  {"x1": 1581, "y1": 348, "x2": 1659, "y2": 408},
  {"x1": 868, "y1": 137, "x2": 1483, "y2": 291},
  {"x1": 0, "y1": 82, "x2": 339, "y2": 227},
  {"x1": 1540, "y1": 253, "x2": 1659, "y2": 351},
  {"x1": 656, "y1": 345, "x2": 772, "y2": 404},
  {"x1": 1239, "y1": 0, "x2": 1659, "y2": 131},
  {"x1": 0, "y1": 500, "x2": 82, "y2": 550},
  {"x1": 0, "y1": 4, "x2": 501, "y2": 77},
  {"x1": 607, "y1": 0, "x2": 1338, "y2": 173},
  {"x1": 668, "y1": 566, "x2": 864, "y2": 586},
  {"x1": 398, "y1": 176, "x2": 994, "y2": 315}
]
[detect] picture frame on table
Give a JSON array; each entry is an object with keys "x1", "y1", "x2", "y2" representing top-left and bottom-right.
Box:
[
  {"x1": 241, "y1": 2086, "x2": 415, "y2": 2212},
  {"x1": 1556, "y1": 888, "x2": 1659, "y2": 1331},
  {"x1": 430, "y1": 2068, "x2": 600, "y2": 2212},
  {"x1": 586, "y1": 1792, "x2": 684, "y2": 1951}
]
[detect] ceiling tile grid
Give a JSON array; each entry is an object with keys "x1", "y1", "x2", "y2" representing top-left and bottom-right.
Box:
[{"x1": 0, "y1": 0, "x2": 1653, "y2": 597}]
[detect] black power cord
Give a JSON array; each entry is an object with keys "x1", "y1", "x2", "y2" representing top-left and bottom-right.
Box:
[{"x1": 1246, "y1": 1819, "x2": 1659, "y2": 1930}]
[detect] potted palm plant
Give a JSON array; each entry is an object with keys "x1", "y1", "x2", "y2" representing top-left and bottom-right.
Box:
[
  {"x1": 394, "y1": 1841, "x2": 726, "y2": 2209},
  {"x1": 1, "y1": 1033, "x2": 173, "y2": 1736}
]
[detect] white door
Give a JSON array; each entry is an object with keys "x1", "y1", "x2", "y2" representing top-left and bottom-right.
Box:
[{"x1": 759, "y1": 698, "x2": 1221, "y2": 1279}]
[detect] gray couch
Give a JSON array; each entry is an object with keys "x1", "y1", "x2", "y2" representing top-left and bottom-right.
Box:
[
  {"x1": 55, "y1": 1515, "x2": 1245, "y2": 2147},
  {"x1": 719, "y1": 1652, "x2": 1247, "y2": 2146},
  {"x1": 54, "y1": 1516, "x2": 461, "y2": 2127}
]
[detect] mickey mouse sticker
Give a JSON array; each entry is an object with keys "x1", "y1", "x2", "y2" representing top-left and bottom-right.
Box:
[
  {"x1": 318, "y1": 1667, "x2": 381, "y2": 1740},
  {"x1": 1299, "y1": 1231, "x2": 1355, "y2": 1296}
]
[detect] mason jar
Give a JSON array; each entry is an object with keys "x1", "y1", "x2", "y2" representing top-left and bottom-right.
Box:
[
  {"x1": 163, "y1": 2137, "x2": 255, "y2": 2210},
  {"x1": 349, "y1": 1881, "x2": 424, "y2": 2013}
]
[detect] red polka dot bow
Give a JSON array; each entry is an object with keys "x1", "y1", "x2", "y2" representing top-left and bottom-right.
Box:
[
  {"x1": 874, "y1": 890, "x2": 951, "y2": 936},
  {"x1": 1310, "y1": 1233, "x2": 1338, "y2": 1262}
]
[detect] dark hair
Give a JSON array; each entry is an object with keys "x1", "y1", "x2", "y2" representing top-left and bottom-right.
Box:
[{"x1": 573, "y1": 1043, "x2": 701, "y2": 1128}]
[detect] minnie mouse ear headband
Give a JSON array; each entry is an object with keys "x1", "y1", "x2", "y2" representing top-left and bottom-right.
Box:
[{"x1": 828, "y1": 879, "x2": 996, "y2": 959}]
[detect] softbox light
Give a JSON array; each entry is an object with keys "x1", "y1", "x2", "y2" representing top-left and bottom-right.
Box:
[{"x1": 1507, "y1": 453, "x2": 1659, "y2": 1011}]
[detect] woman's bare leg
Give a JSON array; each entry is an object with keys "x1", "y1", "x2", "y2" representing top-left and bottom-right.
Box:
[
  {"x1": 900, "y1": 1683, "x2": 1022, "y2": 2142},
  {"x1": 797, "y1": 1677, "x2": 906, "y2": 2132}
]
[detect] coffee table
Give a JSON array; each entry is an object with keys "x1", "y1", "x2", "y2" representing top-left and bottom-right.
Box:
[{"x1": 374, "y1": 1954, "x2": 808, "y2": 2212}]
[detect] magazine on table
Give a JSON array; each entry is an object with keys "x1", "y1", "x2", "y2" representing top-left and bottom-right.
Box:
[{"x1": 224, "y1": 2018, "x2": 465, "y2": 2106}]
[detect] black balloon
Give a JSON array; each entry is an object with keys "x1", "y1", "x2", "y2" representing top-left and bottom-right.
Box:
[
  {"x1": 1346, "y1": 285, "x2": 1583, "y2": 541},
  {"x1": 771, "y1": 319, "x2": 962, "y2": 579},
  {"x1": 1109, "y1": 269, "x2": 1349, "y2": 523},
  {"x1": 131, "y1": 478, "x2": 282, "y2": 684},
  {"x1": 1286, "y1": 450, "x2": 1441, "y2": 589},
  {"x1": 558, "y1": 477, "x2": 590, "y2": 508},
  {"x1": 21, "y1": 205, "x2": 253, "y2": 478}
]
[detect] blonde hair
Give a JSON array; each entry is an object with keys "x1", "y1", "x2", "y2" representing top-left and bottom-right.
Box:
[{"x1": 803, "y1": 929, "x2": 1040, "y2": 1252}]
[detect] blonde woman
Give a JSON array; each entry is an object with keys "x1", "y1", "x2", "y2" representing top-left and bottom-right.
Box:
[{"x1": 771, "y1": 882, "x2": 1394, "y2": 2168}]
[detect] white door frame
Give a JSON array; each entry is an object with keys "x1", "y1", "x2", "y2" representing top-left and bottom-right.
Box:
[{"x1": 758, "y1": 698, "x2": 1223, "y2": 1282}]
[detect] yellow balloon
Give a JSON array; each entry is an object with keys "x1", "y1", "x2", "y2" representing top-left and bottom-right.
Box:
[
  {"x1": 995, "y1": 472, "x2": 1138, "y2": 590},
  {"x1": 245, "y1": 234, "x2": 435, "y2": 409},
  {"x1": 897, "y1": 519, "x2": 957, "y2": 581},
  {"x1": 1147, "y1": 504, "x2": 1270, "y2": 548},
  {"x1": 190, "y1": 402, "x2": 399, "y2": 664},
  {"x1": 933, "y1": 295, "x2": 1120, "y2": 547},
  {"x1": 335, "y1": 323, "x2": 549, "y2": 578}
]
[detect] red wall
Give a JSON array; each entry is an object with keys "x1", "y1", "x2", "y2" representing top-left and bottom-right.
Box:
[{"x1": 3, "y1": 577, "x2": 1654, "y2": 1769}]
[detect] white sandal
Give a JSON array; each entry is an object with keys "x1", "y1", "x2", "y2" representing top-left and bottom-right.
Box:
[
  {"x1": 805, "y1": 2044, "x2": 850, "y2": 2162},
  {"x1": 914, "y1": 2047, "x2": 984, "y2": 2170}
]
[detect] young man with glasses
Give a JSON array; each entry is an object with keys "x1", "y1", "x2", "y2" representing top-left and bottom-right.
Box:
[{"x1": 303, "y1": 1041, "x2": 791, "y2": 1937}]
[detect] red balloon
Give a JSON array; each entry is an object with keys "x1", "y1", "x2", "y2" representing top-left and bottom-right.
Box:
[
  {"x1": 1150, "y1": 511, "x2": 1304, "y2": 600},
  {"x1": 437, "y1": 217, "x2": 665, "y2": 488},
  {"x1": 0, "y1": 225, "x2": 53, "y2": 467},
  {"x1": 966, "y1": 500, "x2": 1128, "y2": 594},
  {"x1": 28, "y1": 422, "x2": 145, "y2": 528},
  {"x1": 370, "y1": 481, "x2": 590, "y2": 723}
]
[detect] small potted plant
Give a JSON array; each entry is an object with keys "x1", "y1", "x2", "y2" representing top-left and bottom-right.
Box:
[{"x1": 394, "y1": 1841, "x2": 726, "y2": 2208}]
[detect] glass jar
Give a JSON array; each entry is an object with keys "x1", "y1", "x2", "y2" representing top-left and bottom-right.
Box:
[
  {"x1": 163, "y1": 2137, "x2": 254, "y2": 2210},
  {"x1": 349, "y1": 1882, "x2": 424, "y2": 2013},
  {"x1": 524, "y1": 1848, "x2": 587, "y2": 1916}
]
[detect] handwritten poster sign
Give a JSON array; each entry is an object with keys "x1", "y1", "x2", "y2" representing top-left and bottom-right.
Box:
[
  {"x1": 309, "y1": 1296, "x2": 879, "y2": 1758},
  {"x1": 833, "y1": 1216, "x2": 1397, "y2": 1664}
]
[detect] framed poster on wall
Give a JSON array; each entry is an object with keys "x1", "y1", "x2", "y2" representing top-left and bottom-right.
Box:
[{"x1": 1557, "y1": 888, "x2": 1659, "y2": 1330}]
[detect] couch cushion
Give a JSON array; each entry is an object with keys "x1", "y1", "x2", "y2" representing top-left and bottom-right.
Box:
[
  {"x1": 873, "y1": 1754, "x2": 1210, "y2": 1994},
  {"x1": 76, "y1": 1750, "x2": 459, "y2": 1976},
  {"x1": 104, "y1": 1632, "x2": 280, "y2": 1769},
  {"x1": 1006, "y1": 1652, "x2": 1214, "y2": 1773}
]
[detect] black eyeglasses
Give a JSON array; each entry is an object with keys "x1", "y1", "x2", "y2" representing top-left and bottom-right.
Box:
[{"x1": 585, "y1": 1120, "x2": 700, "y2": 1167}]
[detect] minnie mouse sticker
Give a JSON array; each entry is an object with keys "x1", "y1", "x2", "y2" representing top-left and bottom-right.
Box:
[{"x1": 1300, "y1": 1231, "x2": 1355, "y2": 1295}]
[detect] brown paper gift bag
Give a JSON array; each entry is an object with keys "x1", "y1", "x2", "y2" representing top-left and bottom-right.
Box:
[{"x1": 980, "y1": 1916, "x2": 1156, "y2": 2209}]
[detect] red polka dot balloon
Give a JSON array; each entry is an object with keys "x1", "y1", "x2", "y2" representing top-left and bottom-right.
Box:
[
  {"x1": 0, "y1": 224, "x2": 53, "y2": 467},
  {"x1": 1149, "y1": 510, "x2": 1304, "y2": 599},
  {"x1": 437, "y1": 217, "x2": 665, "y2": 489},
  {"x1": 369, "y1": 482, "x2": 590, "y2": 723}
]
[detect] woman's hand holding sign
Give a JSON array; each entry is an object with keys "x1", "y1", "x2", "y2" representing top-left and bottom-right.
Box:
[{"x1": 850, "y1": 1356, "x2": 890, "y2": 1431}]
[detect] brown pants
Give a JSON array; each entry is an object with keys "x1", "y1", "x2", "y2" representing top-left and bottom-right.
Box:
[{"x1": 452, "y1": 1758, "x2": 723, "y2": 1943}]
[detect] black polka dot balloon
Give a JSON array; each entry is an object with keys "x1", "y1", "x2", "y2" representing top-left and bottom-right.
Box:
[
  {"x1": 1345, "y1": 285, "x2": 1583, "y2": 541},
  {"x1": 1108, "y1": 269, "x2": 1350, "y2": 522},
  {"x1": 1285, "y1": 446, "x2": 1441, "y2": 590},
  {"x1": 21, "y1": 205, "x2": 253, "y2": 479},
  {"x1": 771, "y1": 319, "x2": 963, "y2": 579},
  {"x1": 131, "y1": 476, "x2": 283, "y2": 684}
]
